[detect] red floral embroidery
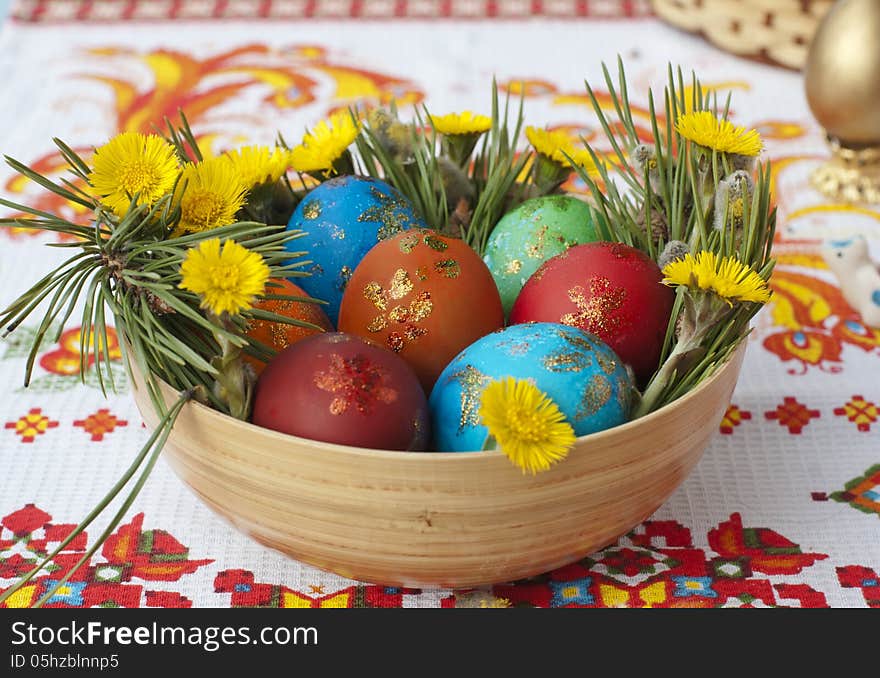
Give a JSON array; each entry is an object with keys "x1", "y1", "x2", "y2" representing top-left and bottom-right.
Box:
[
  {"x1": 833, "y1": 395, "x2": 878, "y2": 432},
  {"x1": 0, "y1": 506, "x2": 212, "y2": 608},
  {"x1": 39, "y1": 326, "x2": 121, "y2": 376},
  {"x1": 4, "y1": 408, "x2": 59, "y2": 443},
  {"x1": 74, "y1": 409, "x2": 128, "y2": 441},
  {"x1": 837, "y1": 566, "x2": 880, "y2": 608},
  {"x1": 719, "y1": 404, "x2": 752, "y2": 434},
  {"x1": 764, "y1": 397, "x2": 820, "y2": 434}
]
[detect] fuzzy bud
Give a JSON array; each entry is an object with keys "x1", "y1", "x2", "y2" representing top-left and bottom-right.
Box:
[
  {"x1": 658, "y1": 239, "x2": 690, "y2": 270},
  {"x1": 632, "y1": 144, "x2": 660, "y2": 185},
  {"x1": 730, "y1": 153, "x2": 757, "y2": 174},
  {"x1": 713, "y1": 169, "x2": 754, "y2": 232},
  {"x1": 366, "y1": 108, "x2": 414, "y2": 162}
]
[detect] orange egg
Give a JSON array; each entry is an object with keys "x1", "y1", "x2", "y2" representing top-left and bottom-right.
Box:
[
  {"x1": 338, "y1": 230, "x2": 504, "y2": 392},
  {"x1": 244, "y1": 279, "x2": 333, "y2": 376}
]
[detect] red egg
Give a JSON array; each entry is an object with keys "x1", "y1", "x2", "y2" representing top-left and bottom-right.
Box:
[
  {"x1": 252, "y1": 332, "x2": 430, "y2": 451},
  {"x1": 509, "y1": 241, "x2": 673, "y2": 383},
  {"x1": 338, "y1": 230, "x2": 504, "y2": 392}
]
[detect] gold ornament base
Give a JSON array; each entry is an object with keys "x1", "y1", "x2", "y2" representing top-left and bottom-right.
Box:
[{"x1": 811, "y1": 136, "x2": 880, "y2": 204}]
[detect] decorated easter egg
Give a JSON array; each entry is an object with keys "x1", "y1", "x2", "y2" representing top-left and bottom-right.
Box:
[
  {"x1": 338, "y1": 229, "x2": 505, "y2": 392},
  {"x1": 252, "y1": 332, "x2": 430, "y2": 451},
  {"x1": 285, "y1": 175, "x2": 426, "y2": 324},
  {"x1": 243, "y1": 278, "x2": 333, "y2": 377},
  {"x1": 429, "y1": 322, "x2": 633, "y2": 452},
  {"x1": 509, "y1": 242, "x2": 673, "y2": 384},
  {"x1": 483, "y1": 195, "x2": 601, "y2": 315}
]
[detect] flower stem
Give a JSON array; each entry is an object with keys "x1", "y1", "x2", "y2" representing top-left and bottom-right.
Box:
[
  {"x1": 210, "y1": 313, "x2": 255, "y2": 421},
  {"x1": 634, "y1": 340, "x2": 704, "y2": 418}
]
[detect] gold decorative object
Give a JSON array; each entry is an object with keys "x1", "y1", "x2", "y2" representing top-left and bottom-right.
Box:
[
  {"x1": 805, "y1": 0, "x2": 880, "y2": 204},
  {"x1": 651, "y1": 0, "x2": 834, "y2": 71}
]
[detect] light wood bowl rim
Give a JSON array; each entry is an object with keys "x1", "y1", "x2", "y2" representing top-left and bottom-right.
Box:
[{"x1": 142, "y1": 340, "x2": 746, "y2": 458}]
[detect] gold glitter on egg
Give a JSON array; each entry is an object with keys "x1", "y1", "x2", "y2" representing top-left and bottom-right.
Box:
[
  {"x1": 531, "y1": 261, "x2": 550, "y2": 282},
  {"x1": 269, "y1": 322, "x2": 291, "y2": 350},
  {"x1": 559, "y1": 330, "x2": 592, "y2": 352},
  {"x1": 575, "y1": 373, "x2": 612, "y2": 421},
  {"x1": 505, "y1": 259, "x2": 523, "y2": 275},
  {"x1": 302, "y1": 199, "x2": 321, "y2": 220},
  {"x1": 314, "y1": 353, "x2": 398, "y2": 416},
  {"x1": 409, "y1": 291, "x2": 433, "y2": 321},
  {"x1": 435, "y1": 259, "x2": 461, "y2": 279},
  {"x1": 404, "y1": 325, "x2": 428, "y2": 341},
  {"x1": 387, "y1": 333, "x2": 405, "y2": 352},
  {"x1": 363, "y1": 281, "x2": 387, "y2": 311},
  {"x1": 448, "y1": 364, "x2": 492, "y2": 432},
  {"x1": 560, "y1": 277, "x2": 626, "y2": 336},
  {"x1": 542, "y1": 351, "x2": 590, "y2": 372},
  {"x1": 423, "y1": 233, "x2": 449, "y2": 252},
  {"x1": 330, "y1": 225, "x2": 346, "y2": 240},
  {"x1": 416, "y1": 266, "x2": 430, "y2": 281},
  {"x1": 398, "y1": 232, "x2": 420, "y2": 253},
  {"x1": 595, "y1": 350, "x2": 618, "y2": 375},
  {"x1": 526, "y1": 225, "x2": 549, "y2": 259},
  {"x1": 388, "y1": 305, "x2": 410, "y2": 322},
  {"x1": 389, "y1": 268, "x2": 414, "y2": 299},
  {"x1": 367, "y1": 316, "x2": 387, "y2": 332},
  {"x1": 359, "y1": 187, "x2": 415, "y2": 241}
]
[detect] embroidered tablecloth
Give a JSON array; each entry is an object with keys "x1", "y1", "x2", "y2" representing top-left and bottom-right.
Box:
[{"x1": 0, "y1": 0, "x2": 878, "y2": 609}]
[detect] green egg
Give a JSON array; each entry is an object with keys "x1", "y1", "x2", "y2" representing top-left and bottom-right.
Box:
[{"x1": 483, "y1": 195, "x2": 601, "y2": 315}]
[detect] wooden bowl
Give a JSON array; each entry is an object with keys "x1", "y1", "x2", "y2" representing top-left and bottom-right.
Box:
[{"x1": 131, "y1": 343, "x2": 746, "y2": 589}]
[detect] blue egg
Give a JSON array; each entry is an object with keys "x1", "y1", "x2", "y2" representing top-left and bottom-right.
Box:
[
  {"x1": 285, "y1": 175, "x2": 426, "y2": 324},
  {"x1": 429, "y1": 322, "x2": 633, "y2": 452}
]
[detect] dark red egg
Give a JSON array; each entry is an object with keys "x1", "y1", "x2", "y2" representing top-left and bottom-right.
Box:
[
  {"x1": 509, "y1": 241, "x2": 673, "y2": 383},
  {"x1": 252, "y1": 332, "x2": 430, "y2": 451}
]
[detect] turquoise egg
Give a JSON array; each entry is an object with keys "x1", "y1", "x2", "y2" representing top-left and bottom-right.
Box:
[
  {"x1": 285, "y1": 175, "x2": 426, "y2": 325},
  {"x1": 429, "y1": 322, "x2": 633, "y2": 452},
  {"x1": 483, "y1": 195, "x2": 601, "y2": 315}
]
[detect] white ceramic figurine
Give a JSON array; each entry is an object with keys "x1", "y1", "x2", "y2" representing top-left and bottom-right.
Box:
[{"x1": 821, "y1": 235, "x2": 880, "y2": 328}]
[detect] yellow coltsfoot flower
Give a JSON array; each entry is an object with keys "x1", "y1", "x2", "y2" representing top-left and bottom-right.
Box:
[
  {"x1": 662, "y1": 250, "x2": 771, "y2": 305},
  {"x1": 289, "y1": 111, "x2": 360, "y2": 176},
  {"x1": 429, "y1": 111, "x2": 491, "y2": 136},
  {"x1": 225, "y1": 145, "x2": 290, "y2": 189},
  {"x1": 479, "y1": 377, "x2": 576, "y2": 475},
  {"x1": 89, "y1": 132, "x2": 180, "y2": 217},
  {"x1": 178, "y1": 238, "x2": 270, "y2": 317},
  {"x1": 525, "y1": 126, "x2": 578, "y2": 165},
  {"x1": 174, "y1": 156, "x2": 247, "y2": 235},
  {"x1": 675, "y1": 111, "x2": 762, "y2": 157}
]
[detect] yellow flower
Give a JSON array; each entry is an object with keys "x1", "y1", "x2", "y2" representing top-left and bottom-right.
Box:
[
  {"x1": 289, "y1": 112, "x2": 360, "y2": 175},
  {"x1": 675, "y1": 111, "x2": 762, "y2": 157},
  {"x1": 225, "y1": 145, "x2": 290, "y2": 189},
  {"x1": 429, "y1": 111, "x2": 491, "y2": 136},
  {"x1": 566, "y1": 147, "x2": 606, "y2": 174},
  {"x1": 525, "y1": 126, "x2": 602, "y2": 171},
  {"x1": 662, "y1": 251, "x2": 771, "y2": 305},
  {"x1": 174, "y1": 157, "x2": 247, "y2": 234},
  {"x1": 479, "y1": 377, "x2": 576, "y2": 475},
  {"x1": 525, "y1": 126, "x2": 577, "y2": 164},
  {"x1": 179, "y1": 238, "x2": 270, "y2": 317},
  {"x1": 89, "y1": 132, "x2": 179, "y2": 217}
]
